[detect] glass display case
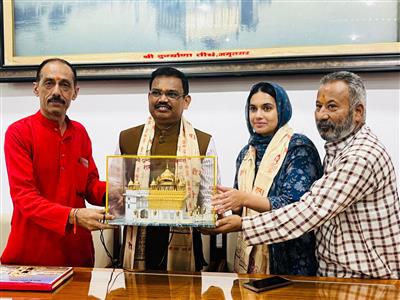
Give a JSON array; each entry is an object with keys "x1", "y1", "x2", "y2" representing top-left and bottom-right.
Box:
[{"x1": 106, "y1": 155, "x2": 217, "y2": 227}]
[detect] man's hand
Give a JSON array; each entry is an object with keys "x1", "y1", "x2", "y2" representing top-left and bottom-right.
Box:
[
  {"x1": 200, "y1": 215, "x2": 242, "y2": 234},
  {"x1": 212, "y1": 185, "x2": 246, "y2": 214},
  {"x1": 69, "y1": 208, "x2": 116, "y2": 231},
  {"x1": 107, "y1": 183, "x2": 124, "y2": 217}
]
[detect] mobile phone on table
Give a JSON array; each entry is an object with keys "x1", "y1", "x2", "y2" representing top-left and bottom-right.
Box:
[{"x1": 242, "y1": 276, "x2": 292, "y2": 293}]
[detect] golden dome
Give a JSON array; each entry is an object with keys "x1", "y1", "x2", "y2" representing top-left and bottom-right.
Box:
[
  {"x1": 127, "y1": 179, "x2": 134, "y2": 188},
  {"x1": 150, "y1": 178, "x2": 157, "y2": 189},
  {"x1": 159, "y1": 166, "x2": 175, "y2": 185}
]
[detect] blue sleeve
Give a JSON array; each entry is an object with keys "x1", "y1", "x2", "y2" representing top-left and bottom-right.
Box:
[
  {"x1": 233, "y1": 145, "x2": 249, "y2": 189},
  {"x1": 269, "y1": 145, "x2": 322, "y2": 210}
]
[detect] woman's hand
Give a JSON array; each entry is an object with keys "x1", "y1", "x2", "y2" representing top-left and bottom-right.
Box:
[
  {"x1": 212, "y1": 185, "x2": 271, "y2": 214},
  {"x1": 212, "y1": 185, "x2": 247, "y2": 214}
]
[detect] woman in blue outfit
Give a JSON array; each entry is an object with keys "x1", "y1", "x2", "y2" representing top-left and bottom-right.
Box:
[{"x1": 213, "y1": 82, "x2": 322, "y2": 275}]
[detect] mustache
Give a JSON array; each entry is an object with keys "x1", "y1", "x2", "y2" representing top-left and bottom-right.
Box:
[
  {"x1": 316, "y1": 120, "x2": 335, "y2": 130},
  {"x1": 48, "y1": 95, "x2": 66, "y2": 105},
  {"x1": 155, "y1": 103, "x2": 172, "y2": 110}
]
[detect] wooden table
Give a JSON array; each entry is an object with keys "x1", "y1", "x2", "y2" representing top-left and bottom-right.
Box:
[{"x1": 1, "y1": 268, "x2": 399, "y2": 299}]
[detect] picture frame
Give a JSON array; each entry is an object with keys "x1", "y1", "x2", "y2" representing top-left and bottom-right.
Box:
[
  {"x1": 106, "y1": 155, "x2": 217, "y2": 227},
  {"x1": 1, "y1": 0, "x2": 399, "y2": 82}
]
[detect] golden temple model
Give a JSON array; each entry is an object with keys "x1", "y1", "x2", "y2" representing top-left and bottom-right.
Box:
[{"x1": 124, "y1": 165, "x2": 214, "y2": 224}]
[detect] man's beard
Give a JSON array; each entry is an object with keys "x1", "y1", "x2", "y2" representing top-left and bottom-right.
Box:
[{"x1": 316, "y1": 110, "x2": 356, "y2": 142}]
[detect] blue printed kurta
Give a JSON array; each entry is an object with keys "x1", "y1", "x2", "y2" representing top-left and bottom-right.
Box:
[{"x1": 235, "y1": 133, "x2": 323, "y2": 275}]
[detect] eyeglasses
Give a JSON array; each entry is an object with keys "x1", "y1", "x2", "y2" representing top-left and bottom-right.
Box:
[{"x1": 149, "y1": 89, "x2": 186, "y2": 100}]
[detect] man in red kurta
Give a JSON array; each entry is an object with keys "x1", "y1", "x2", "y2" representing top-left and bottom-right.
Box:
[{"x1": 2, "y1": 58, "x2": 114, "y2": 267}]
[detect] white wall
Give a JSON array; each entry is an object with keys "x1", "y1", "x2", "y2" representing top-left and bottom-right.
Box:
[{"x1": 1, "y1": 72, "x2": 399, "y2": 267}]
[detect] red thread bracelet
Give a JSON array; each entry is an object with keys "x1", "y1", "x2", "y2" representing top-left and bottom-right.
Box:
[{"x1": 73, "y1": 208, "x2": 79, "y2": 234}]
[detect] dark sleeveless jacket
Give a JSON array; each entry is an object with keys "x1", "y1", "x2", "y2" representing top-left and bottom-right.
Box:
[
  {"x1": 119, "y1": 124, "x2": 211, "y2": 156},
  {"x1": 119, "y1": 122, "x2": 211, "y2": 271}
]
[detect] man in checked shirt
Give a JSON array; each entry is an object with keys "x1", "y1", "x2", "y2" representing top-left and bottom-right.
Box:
[{"x1": 208, "y1": 71, "x2": 400, "y2": 278}]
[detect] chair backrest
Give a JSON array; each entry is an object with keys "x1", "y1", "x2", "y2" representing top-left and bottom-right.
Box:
[{"x1": 0, "y1": 213, "x2": 12, "y2": 256}]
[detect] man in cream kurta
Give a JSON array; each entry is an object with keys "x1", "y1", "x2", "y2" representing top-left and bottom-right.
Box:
[{"x1": 118, "y1": 67, "x2": 219, "y2": 271}]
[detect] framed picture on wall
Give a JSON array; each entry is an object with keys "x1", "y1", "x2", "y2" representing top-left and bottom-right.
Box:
[{"x1": 1, "y1": 0, "x2": 399, "y2": 81}]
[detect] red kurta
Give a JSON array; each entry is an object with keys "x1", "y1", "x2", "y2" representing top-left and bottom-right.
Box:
[{"x1": 2, "y1": 111, "x2": 105, "y2": 267}]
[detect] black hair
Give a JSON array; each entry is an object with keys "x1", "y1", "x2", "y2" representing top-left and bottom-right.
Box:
[
  {"x1": 149, "y1": 67, "x2": 189, "y2": 95},
  {"x1": 247, "y1": 82, "x2": 276, "y2": 101},
  {"x1": 35, "y1": 58, "x2": 77, "y2": 85}
]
